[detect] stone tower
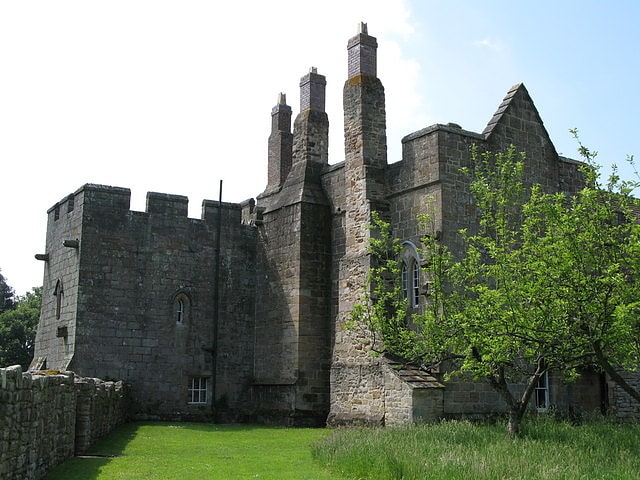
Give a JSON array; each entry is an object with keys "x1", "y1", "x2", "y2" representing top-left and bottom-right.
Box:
[
  {"x1": 253, "y1": 68, "x2": 332, "y2": 425},
  {"x1": 328, "y1": 22, "x2": 390, "y2": 425}
]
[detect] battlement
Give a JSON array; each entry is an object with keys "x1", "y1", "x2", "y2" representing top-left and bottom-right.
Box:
[
  {"x1": 146, "y1": 191, "x2": 189, "y2": 217},
  {"x1": 47, "y1": 184, "x2": 131, "y2": 221},
  {"x1": 46, "y1": 183, "x2": 249, "y2": 225},
  {"x1": 202, "y1": 198, "x2": 243, "y2": 225}
]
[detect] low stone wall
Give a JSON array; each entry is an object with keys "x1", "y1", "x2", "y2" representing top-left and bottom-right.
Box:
[
  {"x1": 609, "y1": 371, "x2": 640, "y2": 420},
  {"x1": 74, "y1": 376, "x2": 128, "y2": 455},
  {"x1": 0, "y1": 365, "x2": 127, "y2": 480}
]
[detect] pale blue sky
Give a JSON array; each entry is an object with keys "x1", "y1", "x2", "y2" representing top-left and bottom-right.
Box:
[{"x1": 1, "y1": 0, "x2": 638, "y2": 295}]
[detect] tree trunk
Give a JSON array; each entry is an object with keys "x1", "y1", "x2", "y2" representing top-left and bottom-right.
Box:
[
  {"x1": 489, "y1": 362, "x2": 544, "y2": 438},
  {"x1": 507, "y1": 408, "x2": 524, "y2": 437},
  {"x1": 594, "y1": 342, "x2": 640, "y2": 404}
]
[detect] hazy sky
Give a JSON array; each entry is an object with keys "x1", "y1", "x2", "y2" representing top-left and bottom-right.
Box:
[{"x1": 1, "y1": 0, "x2": 638, "y2": 296}]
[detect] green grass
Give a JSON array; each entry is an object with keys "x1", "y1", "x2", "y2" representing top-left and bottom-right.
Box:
[
  {"x1": 46, "y1": 422, "x2": 343, "y2": 480},
  {"x1": 312, "y1": 418, "x2": 640, "y2": 479},
  {"x1": 46, "y1": 418, "x2": 640, "y2": 479}
]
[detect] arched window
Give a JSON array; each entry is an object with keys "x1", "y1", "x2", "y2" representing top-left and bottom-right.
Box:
[
  {"x1": 175, "y1": 298, "x2": 185, "y2": 324},
  {"x1": 172, "y1": 291, "x2": 191, "y2": 325},
  {"x1": 401, "y1": 262, "x2": 409, "y2": 301},
  {"x1": 400, "y1": 242, "x2": 421, "y2": 309}
]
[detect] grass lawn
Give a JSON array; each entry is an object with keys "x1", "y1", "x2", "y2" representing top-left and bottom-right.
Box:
[
  {"x1": 313, "y1": 418, "x2": 640, "y2": 479},
  {"x1": 46, "y1": 418, "x2": 640, "y2": 479},
  {"x1": 46, "y1": 422, "x2": 343, "y2": 480}
]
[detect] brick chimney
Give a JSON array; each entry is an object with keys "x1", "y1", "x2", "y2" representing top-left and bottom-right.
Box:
[
  {"x1": 266, "y1": 92, "x2": 293, "y2": 190},
  {"x1": 347, "y1": 22, "x2": 378, "y2": 78},
  {"x1": 300, "y1": 67, "x2": 327, "y2": 112}
]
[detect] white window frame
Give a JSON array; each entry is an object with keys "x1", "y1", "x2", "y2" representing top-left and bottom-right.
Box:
[
  {"x1": 412, "y1": 261, "x2": 420, "y2": 307},
  {"x1": 188, "y1": 376, "x2": 209, "y2": 404},
  {"x1": 401, "y1": 262, "x2": 409, "y2": 301},
  {"x1": 535, "y1": 371, "x2": 550, "y2": 412}
]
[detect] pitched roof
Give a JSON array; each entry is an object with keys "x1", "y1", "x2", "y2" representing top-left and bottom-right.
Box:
[{"x1": 483, "y1": 83, "x2": 545, "y2": 137}]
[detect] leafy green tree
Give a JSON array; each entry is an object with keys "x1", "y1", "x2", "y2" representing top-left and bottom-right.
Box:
[
  {"x1": 0, "y1": 269, "x2": 15, "y2": 313},
  {"x1": 537, "y1": 131, "x2": 640, "y2": 404},
  {"x1": 353, "y1": 143, "x2": 640, "y2": 436},
  {"x1": 0, "y1": 287, "x2": 41, "y2": 369}
]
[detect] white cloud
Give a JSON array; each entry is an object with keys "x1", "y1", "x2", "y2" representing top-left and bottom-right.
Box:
[{"x1": 473, "y1": 37, "x2": 504, "y2": 52}]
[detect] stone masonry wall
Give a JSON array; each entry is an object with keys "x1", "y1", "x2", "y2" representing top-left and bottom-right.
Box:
[
  {"x1": 609, "y1": 371, "x2": 640, "y2": 420},
  {"x1": 36, "y1": 184, "x2": 257, "y2": 421},
  {"x1": 0, "y1": 365, "x2": 127, "y2": 480}
]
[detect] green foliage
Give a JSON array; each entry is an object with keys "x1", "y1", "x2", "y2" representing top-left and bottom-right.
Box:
[
  {"x1": 0, "y1": 269, "x2": 15, "y2": 313},
  {"x1": 314, "y1": 419, "x2": 640, "y2": 479},
  {"x1": 349, "y1": 211, "x2": 425, "y2": 362},
  {"x1": 0, "y1": 286, "x2": 41, "y2": 369},
  {"x1": 353, "y1": 140, "x2": 640, "y2": 435}
]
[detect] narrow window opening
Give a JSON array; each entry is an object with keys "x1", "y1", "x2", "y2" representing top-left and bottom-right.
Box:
[
  {"x1": 175, "y1": 299, "x2": 185, "y2": 324},
  {"x1": 54, "y1": 280, "x2": 64, "y2": 320}
]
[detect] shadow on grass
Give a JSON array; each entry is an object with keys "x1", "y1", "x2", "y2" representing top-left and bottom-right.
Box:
[
  {"x1": 45, "y1": 422, "x2": 311, "y2": 480},
  {"x1": 46, "y1": 422, "x2": 140, "y2": 480}
]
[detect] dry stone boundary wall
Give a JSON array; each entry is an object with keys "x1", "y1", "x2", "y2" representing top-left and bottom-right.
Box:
[{"x1": 0, "y1": 365, "x2": 127, "y2": 480}]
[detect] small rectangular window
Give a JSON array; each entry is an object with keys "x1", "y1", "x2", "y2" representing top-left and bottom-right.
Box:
[
  {"x1": 535, "y1": 371, "x2": 549, "y2": 411},
  {"x1": 188, "y1": 376, "x2": 208, "y2": 404}
]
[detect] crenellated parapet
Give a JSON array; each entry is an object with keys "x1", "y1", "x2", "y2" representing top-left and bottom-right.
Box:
[{"x1": 44, "y1": 183, "x2": 247, "y2": 227}]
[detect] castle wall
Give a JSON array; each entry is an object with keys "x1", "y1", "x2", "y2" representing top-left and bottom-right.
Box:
[
  {"x1": 34, "y1": 186, "x2": 97, "y2": 371},
  {"x1": 0, "y1": 365, "x2": 126, "y2": 480},
  {"x1": 35, "y1": 184, "x2": 257, "y2": 420}
]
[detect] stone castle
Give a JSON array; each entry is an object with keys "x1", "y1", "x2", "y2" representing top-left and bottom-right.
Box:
[{"x1": 34, "y1": 24, "x2": 621, "y2": 426}]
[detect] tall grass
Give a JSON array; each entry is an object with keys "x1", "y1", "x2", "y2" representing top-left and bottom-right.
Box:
[{"x1": 312, "y1": 417, "x2": 640, "y2": 479}]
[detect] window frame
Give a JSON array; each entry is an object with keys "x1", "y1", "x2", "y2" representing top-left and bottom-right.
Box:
[
  {"x1": 188, "y1": 376, "x2": 209, "y2": 404},
  {"x1": 411, "y1": 260, "x2": 420, "y2": 307},
  {"x1": 535, "y1": 371, "x2": 550, "y2": 412},
  {"x1": 401, "y1": 262, "x2": 409, "y2": 301},
  {"x1": 400, "y1": 241, "x2": 421, "y2": 309},
  {"x1": 175, "y1": 298, "x2": 185, "y2": 324},
  {"x1": 172, "y1": 290, "x2": 191, "y2": 325}
]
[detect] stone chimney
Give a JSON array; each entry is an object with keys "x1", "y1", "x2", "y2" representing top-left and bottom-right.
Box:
[
  {"x1": 266, "y1": 92, "x2": 293, "y2": 190},
  {"x1": 329, "y1": 22, "x2": 388, "y2": 427},
  {"x1": 293, "y1": 68, "x2": 329, "y2": 166}
]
